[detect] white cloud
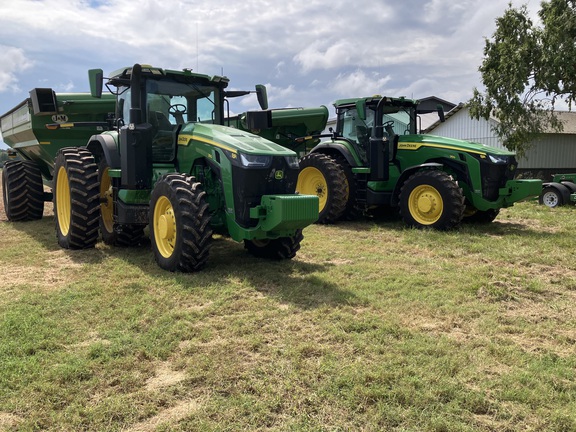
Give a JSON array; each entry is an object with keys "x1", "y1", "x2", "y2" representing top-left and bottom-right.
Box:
[
  {"x1": 0, "y1": 46, "x2": 34, "y2": 93},
  {"x1": 331, "y1": 70, "x2": 392, "y2": 99}
]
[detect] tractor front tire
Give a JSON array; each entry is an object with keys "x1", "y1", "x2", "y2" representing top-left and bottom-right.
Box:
[
  {"x1": 53, "y1": 148, "x2": 100, "y2": 249},
  {"x1": 98, "y1": 159, "x2": 144, "y2": 246},
  {"x1": 399, "y1": 170, "x2": 465, "y2": 230},
  {"x1": 149, "y1": 173, "x2": 212, "y2": 272},
  {"x1": 297, "y1": 153, "x2": 347, "y2": 224},
  {"x1": 2, "y1": 160, "x2": 44, "y2": 221},
  {"x1": 244, "y1": 229, "x2": 304, "y2": 260}
]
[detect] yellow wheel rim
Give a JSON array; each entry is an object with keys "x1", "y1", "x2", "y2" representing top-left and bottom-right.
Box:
[
  {"x1": 100, "y1": 166, "x2": 114, "y2": 234},
  {"x1": 56, "y1": 166, "x2": 71, "y2": 236},
  {"x1": 153, "y1": 196, "x2": 176, "y2": 258},
  {"x1": 408, "y1": 184, "x2": 444, "y2": 225},
  {"x1": 297, "y1": 167, "x2": 328, "y2": 212}
]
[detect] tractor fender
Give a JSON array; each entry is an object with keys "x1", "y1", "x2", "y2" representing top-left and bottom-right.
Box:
[
  {"x1": 86, "y1": 134, "x2": 121, "y2": 169},
  {"x1": 391, "y1": 162, "x2": 443, "y2": 206},
  {"x1": 308, "y1": 142, "x2": 359, "y2": 167},
  {"x1": 541, "y1": 182, "x2": 571, "y2": 203}
]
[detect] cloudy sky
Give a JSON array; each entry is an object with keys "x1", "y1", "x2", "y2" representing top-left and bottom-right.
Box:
[{"x1": 0, "y1": 0, "x2": 539, "y2": 149}]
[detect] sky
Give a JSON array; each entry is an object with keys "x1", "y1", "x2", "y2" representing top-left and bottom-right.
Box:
[{"x1": 0, "y1": 0, "x2": 540, "y2": 149}]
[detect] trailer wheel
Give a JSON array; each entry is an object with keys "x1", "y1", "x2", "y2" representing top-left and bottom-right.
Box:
[
  {"x1": 244, "y1": 229, "x2": 303, "y2": 260},
  {"x1": 53, "y1": 148, "x2": 100, "y2": 249},
  {"x1": 539, "y1": 185, "x2": 567, "y2": 208},
  {"x1": 2, "y1": 160, "x2": 44, "y2": 221},
  {"x1": 149, "y1": 173, "x2": 212, "y2": 272},
  {"x1": 399, "y1": 170, "x2": 465, "y2": 230},
  {"x1": 297, "y1": 153, "x2": 347, "y2": 224},
  {"x1": 98, "y1": 160, "x2": 144, "y2": 246}
]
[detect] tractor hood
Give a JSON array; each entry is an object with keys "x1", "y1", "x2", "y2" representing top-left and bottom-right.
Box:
[
  {"x1": 398, "y1": 134, "x2": 515, "y2": 157},
  {"x1": 178, "y1": 123, "x2": 297, "y2": 157}
]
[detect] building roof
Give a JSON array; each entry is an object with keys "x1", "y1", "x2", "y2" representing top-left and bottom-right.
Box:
[{"x1": 425, "y1": 105, "x2": 576, "y2": 135}]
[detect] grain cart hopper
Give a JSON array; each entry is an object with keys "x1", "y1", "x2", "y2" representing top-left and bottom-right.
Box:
[
  {"x1": 1, "y1": 64, "x2": 319, "y2": 271},
  {"x1": 1, "y1": 89, "x2": 116, "y2": 221},
  {"x1": 279, "y1": 96, "x2": 543, "y2": 229}
]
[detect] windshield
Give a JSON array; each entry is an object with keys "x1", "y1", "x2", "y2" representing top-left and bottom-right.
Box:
[{"x1": 337, "y1": 104, "x2": 417, "y2": 145}]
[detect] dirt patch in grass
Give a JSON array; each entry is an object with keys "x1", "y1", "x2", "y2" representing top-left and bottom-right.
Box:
[{"x1": 123, "y1": 399, "x2": 202, "y2": 432}]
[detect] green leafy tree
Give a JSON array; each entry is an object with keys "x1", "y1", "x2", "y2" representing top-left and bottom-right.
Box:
[{"x1": 468, "y1": 0, "x2": 576, "y2": 156}]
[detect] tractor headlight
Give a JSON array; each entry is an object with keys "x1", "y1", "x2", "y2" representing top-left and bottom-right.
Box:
[
  {"x1": 488, "y1": 154, "x2": 509, "y2": 164},
  {"x1": 284, "y1": 156, "x2": 300, "y2": 169},
  {"x1": 239, "y1": 152, "x2": 273, "y2": 168}
]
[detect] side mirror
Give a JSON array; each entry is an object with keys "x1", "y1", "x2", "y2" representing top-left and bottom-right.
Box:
[
  {"x1": 355, "y1": 100, "x2": 367, "y2": 121},
  {"x1": 89, "y1": 69, "x2": 104, "y2": 98},
  {"x1": 255, "y1": 84, "x2": 268, "y2": 110}
]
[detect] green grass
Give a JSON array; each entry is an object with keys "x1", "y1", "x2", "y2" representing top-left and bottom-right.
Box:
[{"x1": 1, "y1": 201, "x2": 576, "y2": 431}]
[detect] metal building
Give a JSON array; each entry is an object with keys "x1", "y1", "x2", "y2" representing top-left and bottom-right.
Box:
[{"x1": 425, "y1": 104, "x2": 576, "y2": 179}]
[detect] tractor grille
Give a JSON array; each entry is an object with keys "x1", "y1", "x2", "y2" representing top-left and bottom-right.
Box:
[
  {"x1": 478, "y1": 155, "x2": 518, "y2": 201},
  {"x1": 232, "y1": 157, "x2": 299, "y2": 227}
]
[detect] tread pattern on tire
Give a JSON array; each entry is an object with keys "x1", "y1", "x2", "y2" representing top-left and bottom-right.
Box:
[
  {"x1": 54, "y1": 147, "x2": 100, "y2": 249},
  {"x1": 244, "y1": 229, "x2": 303, "y2": 260},
  {"x1": 399, "y1": 170, "x2": 465, "y2": 230},
  {"x1": 2, "y1": 160, "x2": 44, "y2": 221},
  {"x1": 298, "y1": 153, "x2": 347, "y2": 224},
  {"x1": 150, "y1": 173, "x2": 213, "y2": 272}
]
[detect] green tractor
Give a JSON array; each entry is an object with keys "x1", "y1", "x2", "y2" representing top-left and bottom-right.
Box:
[
  {"x1": 286, "y1": 96, "x2": 542, "y2": 229},
  {"x1": 1, "y1": 64, "x2": 319, "y2": 271}
]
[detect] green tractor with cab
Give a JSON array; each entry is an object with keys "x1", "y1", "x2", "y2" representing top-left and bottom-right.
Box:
[
  {"x1": 1, "y1": 64, "x2": 319, "y2": 271},
  {"x1": 284, "y1": 96, "x2": 542, "y2": 229}
]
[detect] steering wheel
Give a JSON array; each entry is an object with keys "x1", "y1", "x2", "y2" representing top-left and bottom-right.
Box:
[
  {"x1": 168, "y1": 104, "x2": 187, "y2": 115},
  {"x1": 383, "y1": 120, "x2": 394, "y2": 128},
  {"x1": 383, "y1": 120, "x2": 395, "y2": 135}
]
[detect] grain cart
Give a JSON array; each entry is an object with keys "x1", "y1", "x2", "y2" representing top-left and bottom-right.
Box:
[
  {"x1": 278, "y1": 96, "x2": 543, "y2": 229},
  {"x1": 1, "y1": 89, "x2": 116, "y2": 221},
  {"x1": 539, "y1": 173, "x2": 576, "y2": 207},
  {"x1": 1, "y1": 64, "x2": 319, "y2": 271}
]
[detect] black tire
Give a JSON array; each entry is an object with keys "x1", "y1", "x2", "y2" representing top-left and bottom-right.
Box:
[
  {"x1": 244, "y1": 229, "x2": 303, "y2": 260},
  {"x1": 463, "y1": 208, "x2": 500, "y2": 224},
  {"x1": 2, "y1": 160, "x2": 44, "y2": 221},
  {"x1": 149, "y1": 173, "x2": 212, "y2": 272},
  {"x1": 332, "y1": 154, "x2": 362, "y2": 221},
  {"x1": 539, "y1": 185, "x2": 567, "y2": 208},
  {"x1": 98, "y1": 159, "x2": 144, "y2": 246},
  {"x1": 53, "y1": 148, "x2": 100, "y2": 249},
  {"x1": 399, "y1": 170, "x2": 465, "y2": 230},
  {"x1": 297, "y1": 153, "x2": 347, "y2": 224}
]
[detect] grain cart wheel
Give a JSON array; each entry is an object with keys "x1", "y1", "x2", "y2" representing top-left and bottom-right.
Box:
[
  {"x1": 53, "y1": 148, "x2": 100, "y2": 249},
  {"x1": 399, "y1": 170, "x2": 465, "y2": 230},
  {"x1": 297, "y1": 153, "x2": 347, "y2": 224},
  {"x1": 149, "y1": 173, "x2": 212, "y2": 272},
  {"x1": 539, "y1": 185, "x2": 567, "y2": 208},
  {"x1": 2, "y1": 160, "x2": 44, "y2": 221},
  {"x1": 98, "y1": 160, "x2": 144, "y2": 246},
  {"x1": 244, "y1": 229, "x2": 303, "y2": 260}
]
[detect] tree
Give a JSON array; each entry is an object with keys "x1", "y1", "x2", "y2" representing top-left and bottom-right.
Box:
[{"x1": 468, "y1": 0, "x2": 576, "y2": 156}]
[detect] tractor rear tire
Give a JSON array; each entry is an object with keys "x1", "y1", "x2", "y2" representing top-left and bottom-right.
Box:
[
  {"x1": 2, "y1": 160, "x2": 44, "y2": 221},
  {"x1": 98, "y1": 159, "x2": 144, "y2": 246},
  {"x1": 53, "y1": 148, "x2": 101, "y2": 249},
  {"x1": 399, "y1": 170, "x2": 465, "y2": 230},
  {"x1": 244, "y1": 229, "x2": 303, "y2": 260},
  {"x1": 332, "y1": 154, "x2": 362, "y2": 221},
  {"x1": 297, "y1": 153, "x2": 347, "y2": 224},
  {"x1": 149, "y1": 173, "x2": 212, "y2": 272}
]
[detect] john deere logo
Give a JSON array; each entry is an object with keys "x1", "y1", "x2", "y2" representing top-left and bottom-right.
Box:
[{"x1": 275, "y1": 170, "x2": 284, "y2": 180}]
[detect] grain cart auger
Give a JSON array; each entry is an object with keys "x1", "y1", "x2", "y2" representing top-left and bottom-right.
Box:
[
  {"x1": 285, "y1": 96, "x2": 542, "y2": 229},
  {"x1": 1, "y1": 64, "x2": 319, "y2": 271}
]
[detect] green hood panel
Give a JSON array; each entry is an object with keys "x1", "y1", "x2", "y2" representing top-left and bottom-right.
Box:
[
  {"x1": 399, "y1": 134, "x2": 514, "y2": 156},
  {"x1": 178, "y1": 123, "x2": 297, "y2": 156}
]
